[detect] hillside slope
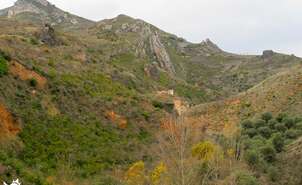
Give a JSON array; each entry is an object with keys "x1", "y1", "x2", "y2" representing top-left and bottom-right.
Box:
[{"x1": 187, "y1": 65, "x2": 302, "y2": 135}]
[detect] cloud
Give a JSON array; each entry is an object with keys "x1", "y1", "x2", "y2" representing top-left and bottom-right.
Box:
[{"x1": 1, "y1": 0, "x2": 301, "y2": 56}]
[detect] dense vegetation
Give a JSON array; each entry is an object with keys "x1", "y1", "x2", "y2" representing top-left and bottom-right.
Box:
[{"x1": 241, "y1": 112, "x2": 302, "y2": 183}]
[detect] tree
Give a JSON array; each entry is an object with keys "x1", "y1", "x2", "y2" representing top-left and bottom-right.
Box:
[
  {"x1": 124, "y1": 161, "x2": 146, "y2": 185},
  {"x1": 258, "y1": 126, "x2": 271, "y2": 138},
  {"x1": 260, "y1": 145, "x2": 276, "y2": 163},
  {"x1": 241, "y1": 120, "x2": 253, "y2": 129},
  {"x1": 254, "y1": 119, "x2": 266, "y2": 128},
  {"x1": 272, "y1": 133, "x2": 285, "y2": 152},
  {"x1": 155, "y1": 115, "x2": 223, "y2": 185},
  {"x1": 244, "y1": 149, "x2": 260, "y2": 167},
  {"x1": 261, "y1": 112, "x2": 273, "y2": 122},
  {"x1": 191, "y1": 141, "x2": 217, "y2": 161},
  {"x1": 150, "y1": 162, "x2": 168, "y2": 185}
]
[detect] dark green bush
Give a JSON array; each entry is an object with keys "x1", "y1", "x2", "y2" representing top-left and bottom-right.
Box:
[
  {"x1": 0, "y1": 50, "x2": 11, "y2": 61},
  {"x1": 267, "y1": 166, "x2": 279, "y2": 182},
  {"x1": 295, "y1": 122, "x2": 302, "y2": 130},
  {"x1": 29, "y1": 78, "x2": 38, "y2": 87},
  {"x1": 274, "y1": 122, "x2": 287, "y2": 132},
  {"x1": 244, "y1": 128, "x2": 258, "y2": 138},
  {"x1": 268, "y1": 119, "x2": 277, "y2": 129},
  {"x1": 244, "y1": 150, "x2": 260, "y2": 166},
  {"x1": 0, "y1": 56, "x2": 8, "y2": 77},
  {"x1": 285, "y1": 129, "x2": 300, "y2": 139},
  {"x1": 258, "y1": 126, "x2": 271, "y2": 138},
  {"x1": 261, "y1": 112, "x2": 273, "y2": 122},
  {"x1": 254, "y1": 119, "x2": 266, "y2": 128},
  {"x1": 276, "y1": 113, "x2": 288, "y2": 122},
  {"x1": 283, "y1": 117, "x2": 295, "y2": 129},
  {"x1": 241, "y1": 120, "x2": 253, "y2": 129},
  {"x1": 260, "y1": 145, "x2": 276, "y2": 163},
  {"x1": 272, "y1": 133, "x2": 285, "y2": 152},
  {"x1": 152, "y1": 101, "x2": 164, "y2": 109}
]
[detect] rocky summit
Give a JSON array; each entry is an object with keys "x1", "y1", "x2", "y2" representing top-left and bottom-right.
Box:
[{"x1": 0, "y1": 0, "x2": 301, "y2": 185}]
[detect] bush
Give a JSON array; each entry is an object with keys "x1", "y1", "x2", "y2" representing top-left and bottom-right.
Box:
[
  {"x1": 261, "y1": 112, "x2": 273, "y2": 122},
  {"x1": 152, "y1": 101, "x2": 164, "y2": 109},
  {"x1": 276, "y1": 113, "x2": 287, "y2": 122},
  {"x1": 283, "y1": 117, "x2": 295, "y2": 129},
  {"x1": 258, "y1": 126, "x2": 271, "y2": 138},
  {"x1": 274, "y1": 123, "x2": 287, "y2": 132},
  {"x1": 267, "y1": 166, "x2": 279, "y2": 182},
  {"x1": 295, "y1": 122, "x2": 302, "y2": 130},
  {"x1": 260, "y1": 145, "x2": 276, "y2": 163},
  {"x1": 244, "y1": 150, "x2": 260, "y2": 167},
  {"x1": 0, "y1": 50, "x2": 11, "y2": 61},
  {"x1": 285, "y1": 129, "x2": 300, "y2": 139},
  {"x1": 272, "y1": 133, "x2": 285, "y2": 152},
  {"x1": 244, "y1": 128, "x2": 258, "y2": 138},
  {"x1": 29, "y1": 78, "x2": 38, "y2": 87},
  {"x1": 0, "y1": 56, "x2": 8, "y2": 77},
  {"x1": 235, "y1": 171, "x2": 259, "y2": 185},
  {"x1": 268, "y1": 119, "x2": 277, "y2": 129},
  {"x1": 241, "y1": 120, "x2": 253, "y2": 129},
  {"x1": 254, "y1": 119, "x2": 266, "y2": 128}
]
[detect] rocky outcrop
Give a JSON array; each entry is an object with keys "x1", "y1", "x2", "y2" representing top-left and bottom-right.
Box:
[
  {"x1": 150, "y1": 32, "x2": 175, "y2": 75},
  {"x1": 96, "y1": 16, "x2": 176, "y2": 75},
  {"x1": 39, "y1": 23, "x2": 61, "y2": 46},
  {"x1": 262, "y1": 50, "x2": 275, "y2": 59}
]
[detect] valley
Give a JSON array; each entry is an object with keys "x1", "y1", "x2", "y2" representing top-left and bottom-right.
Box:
[{"x1": 0, "y1": 0, "x2": 301, "y2": 184}]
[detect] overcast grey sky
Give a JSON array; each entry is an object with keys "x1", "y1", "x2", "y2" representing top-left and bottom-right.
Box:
[{"x1": 1, "y1": 0, "x2": 302, "y2": 56}]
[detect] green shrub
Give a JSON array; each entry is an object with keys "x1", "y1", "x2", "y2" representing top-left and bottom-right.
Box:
[
  {"x1": 267, "y1": 166, "x2": 279, "y2": 182},
  {"x1": 152, "y1": 101, "x2": 164, "y2": 109},
  {"x1": 261, "y1": 112, "x2": 273, "y2": 122},
  {"x1": 258, "y1": 126, "x2": 271, "y2": 138},
  {"x1": 0, "y1": 50, "x2": 11, "y2": 61},
  {"x1": 30, "y1": 37, "x2": 39, "y2": 45},
  {"x1": 260, "y1": 145, "x2": 276, "y2": 163},
  {"x1": 244, "y1": 128, "x2": 258, "y2": 138},
  {"x1": 0, "y1": 56, "x2": 8, "y2": 77},
  {"x1": 235, "y1": 171, "x2": 259, "y2": 185},
  {"x1": 295, "y1": 122, "x2": 302, "y2": 130},
  {"x1": 276, "y1": 113, "x2": 288, "y2": 122},
  {"x1": 274, "y1": 123, "x2": 287, "y2": 132},
  {"x1": 268, "y1": 119, "x2": 277, "y2": 129},
  {"x1": 244, "y1": 150, "x2": 260, "y2": 167},
  {"x1": 272, "y1": 133, "x2": 285, "y2": 152},
  {"x1": 29, "y1": 78, "x2": 38, "y2": 87},
  {"x1": 241, "y1": 120, "x2": 253, "y2": 129},
  {"x1": 254, "y1": 119, "x2": 266, "y2": 128},
  {"x1": 285, "y1": 129, "x2": 300, "y2": 139},
  {"x1": 283, "y1": 117, "x2": 295, "y2": 129}
]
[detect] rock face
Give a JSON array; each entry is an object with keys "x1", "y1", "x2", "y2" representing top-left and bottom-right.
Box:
[
  {"x1": 150, "y1": 32, "x2": 175, "y2": 75},
  {"x1": 96, "y1": 15, "x2": 176, "y2": 75}
]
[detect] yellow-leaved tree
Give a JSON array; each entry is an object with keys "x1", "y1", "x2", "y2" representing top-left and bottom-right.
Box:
[
  {"x1": 150, "y1": 162, "x2": 169, "y2": 185},
  {"x1": 124, "y1": 161, "x2": 146, "y2": 185}
]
